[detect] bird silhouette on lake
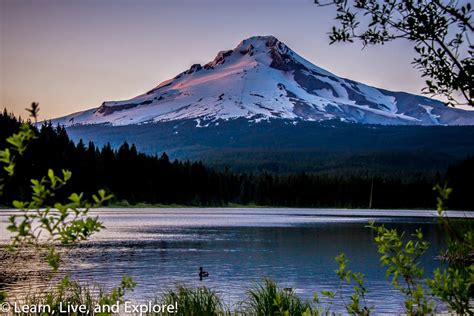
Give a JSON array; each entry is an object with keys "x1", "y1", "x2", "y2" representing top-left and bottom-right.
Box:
[{"x1": 199, "y1": 267, "x2": 209, "y2": 281}]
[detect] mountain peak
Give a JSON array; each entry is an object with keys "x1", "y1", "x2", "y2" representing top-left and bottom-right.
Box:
[
  {"x1": 236, "y1": 35, "x2": 282, "y2": 50},
  {"x1": 202, "y1": 35, "x2": 290, "y2": 70},
  {"x1": 53, "y1": 36, "x2": 474, "y2": 127}
]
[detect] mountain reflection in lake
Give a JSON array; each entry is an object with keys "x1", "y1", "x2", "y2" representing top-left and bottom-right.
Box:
[{"x1": 0, "y1": 208, "x2": 447, "y2": 313}]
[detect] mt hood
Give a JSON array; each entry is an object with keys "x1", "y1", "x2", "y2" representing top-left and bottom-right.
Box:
[{"x1": 55, "y1": 35, "x2": 474, "y2": 126}]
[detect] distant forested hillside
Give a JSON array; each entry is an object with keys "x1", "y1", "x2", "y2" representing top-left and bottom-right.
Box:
[
  {"x1": 65, "y1": 118, "x2": 474, "y2": 174},
  {"x1": 1, "y1": 110, "x2": 472, "y2": 209}
]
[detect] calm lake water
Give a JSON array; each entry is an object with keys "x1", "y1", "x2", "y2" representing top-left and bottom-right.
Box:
[{"x1": 1, "y1": 208, "x2": 470, "y2": 313}]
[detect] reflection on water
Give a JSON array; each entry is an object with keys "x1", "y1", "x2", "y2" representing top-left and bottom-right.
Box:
[{"x1": 0, "y1": 208, "x2": 446, "y2": 313}]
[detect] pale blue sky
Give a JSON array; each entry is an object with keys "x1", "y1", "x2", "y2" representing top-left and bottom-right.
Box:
[{"x1": 0, "y1": 0, "x2": 451, "y2": 119}]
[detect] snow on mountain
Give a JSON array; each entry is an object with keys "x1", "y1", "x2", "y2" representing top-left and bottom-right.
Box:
[{"x1": 54, "y1": 35, "x2": 474, "y2": 126}]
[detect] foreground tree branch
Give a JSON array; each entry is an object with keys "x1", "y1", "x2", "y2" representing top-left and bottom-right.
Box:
[{"x1": 315, "y1": 0, "x2": 473, "y2": 107}]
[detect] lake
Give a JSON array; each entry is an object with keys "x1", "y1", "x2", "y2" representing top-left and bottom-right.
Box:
[{"x1": 0, "y1": 208, "x2": 471, "y2": 313}]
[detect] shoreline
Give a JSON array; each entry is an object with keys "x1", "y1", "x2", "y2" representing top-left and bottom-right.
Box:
[{"x1": 0, "y1": 206, "x2": 472, "y2": 218}]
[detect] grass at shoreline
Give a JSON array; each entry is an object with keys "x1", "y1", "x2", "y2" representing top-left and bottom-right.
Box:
[
  {"x1": 0, "y1": 202, "x2": 470, "y2": 211},
  {"x1": 100, "y1": 201, "x2": 461, "y2": 211},
  {"x1": 107, "y1": 201, "x2": 267, "y2": 208},
  {"x1": 1, "y1": 200, "x2": 472, "y2": 213},
  {"x1": 0, "y1": 202, "x2": 265, "y2": 209}
]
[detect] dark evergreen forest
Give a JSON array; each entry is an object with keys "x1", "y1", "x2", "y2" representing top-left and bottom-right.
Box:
[{"x1": 0, "y1": 110, "x2": 472, "y2": 210}]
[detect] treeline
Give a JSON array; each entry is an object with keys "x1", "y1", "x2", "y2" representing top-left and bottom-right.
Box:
[{"x1": 0, "y1": 110, "x2": 472, "y2": 209}]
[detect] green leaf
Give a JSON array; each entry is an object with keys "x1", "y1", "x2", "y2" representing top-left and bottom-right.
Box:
[
  {"x1": 12, "y1": 200, "x2": 25, "y2": 209},
  {"x1": 62, "y1": 169, "x2": 72, "y2": 181},
  {"x1": 46, "y1": 247, "x2": 60, "y2": 271}
]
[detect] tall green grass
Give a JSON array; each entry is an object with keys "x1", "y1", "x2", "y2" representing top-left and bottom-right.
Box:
[
  {"x1": 240, "y1": 278, "x2": 312, "y2": 316},
  {"x1": 11, "y1": 275, "x2": 135, "y2": 316},
  {"x1": 153, "y1": 285, "x2": 227, "y2": 316},
  {"x1": 18, "y1": 277, "x2": 98, "y2": 316},
  {"x1": 151, "y1": 280, "x2": 314, "y2": 315},
  {"x1": 9, "y1": 279, "x2": 320, "y2": 315}
]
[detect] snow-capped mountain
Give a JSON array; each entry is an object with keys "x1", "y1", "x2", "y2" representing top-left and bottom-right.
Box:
[{"x1": 55, "y1": 35, "x2": 474, "y2": 126}]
